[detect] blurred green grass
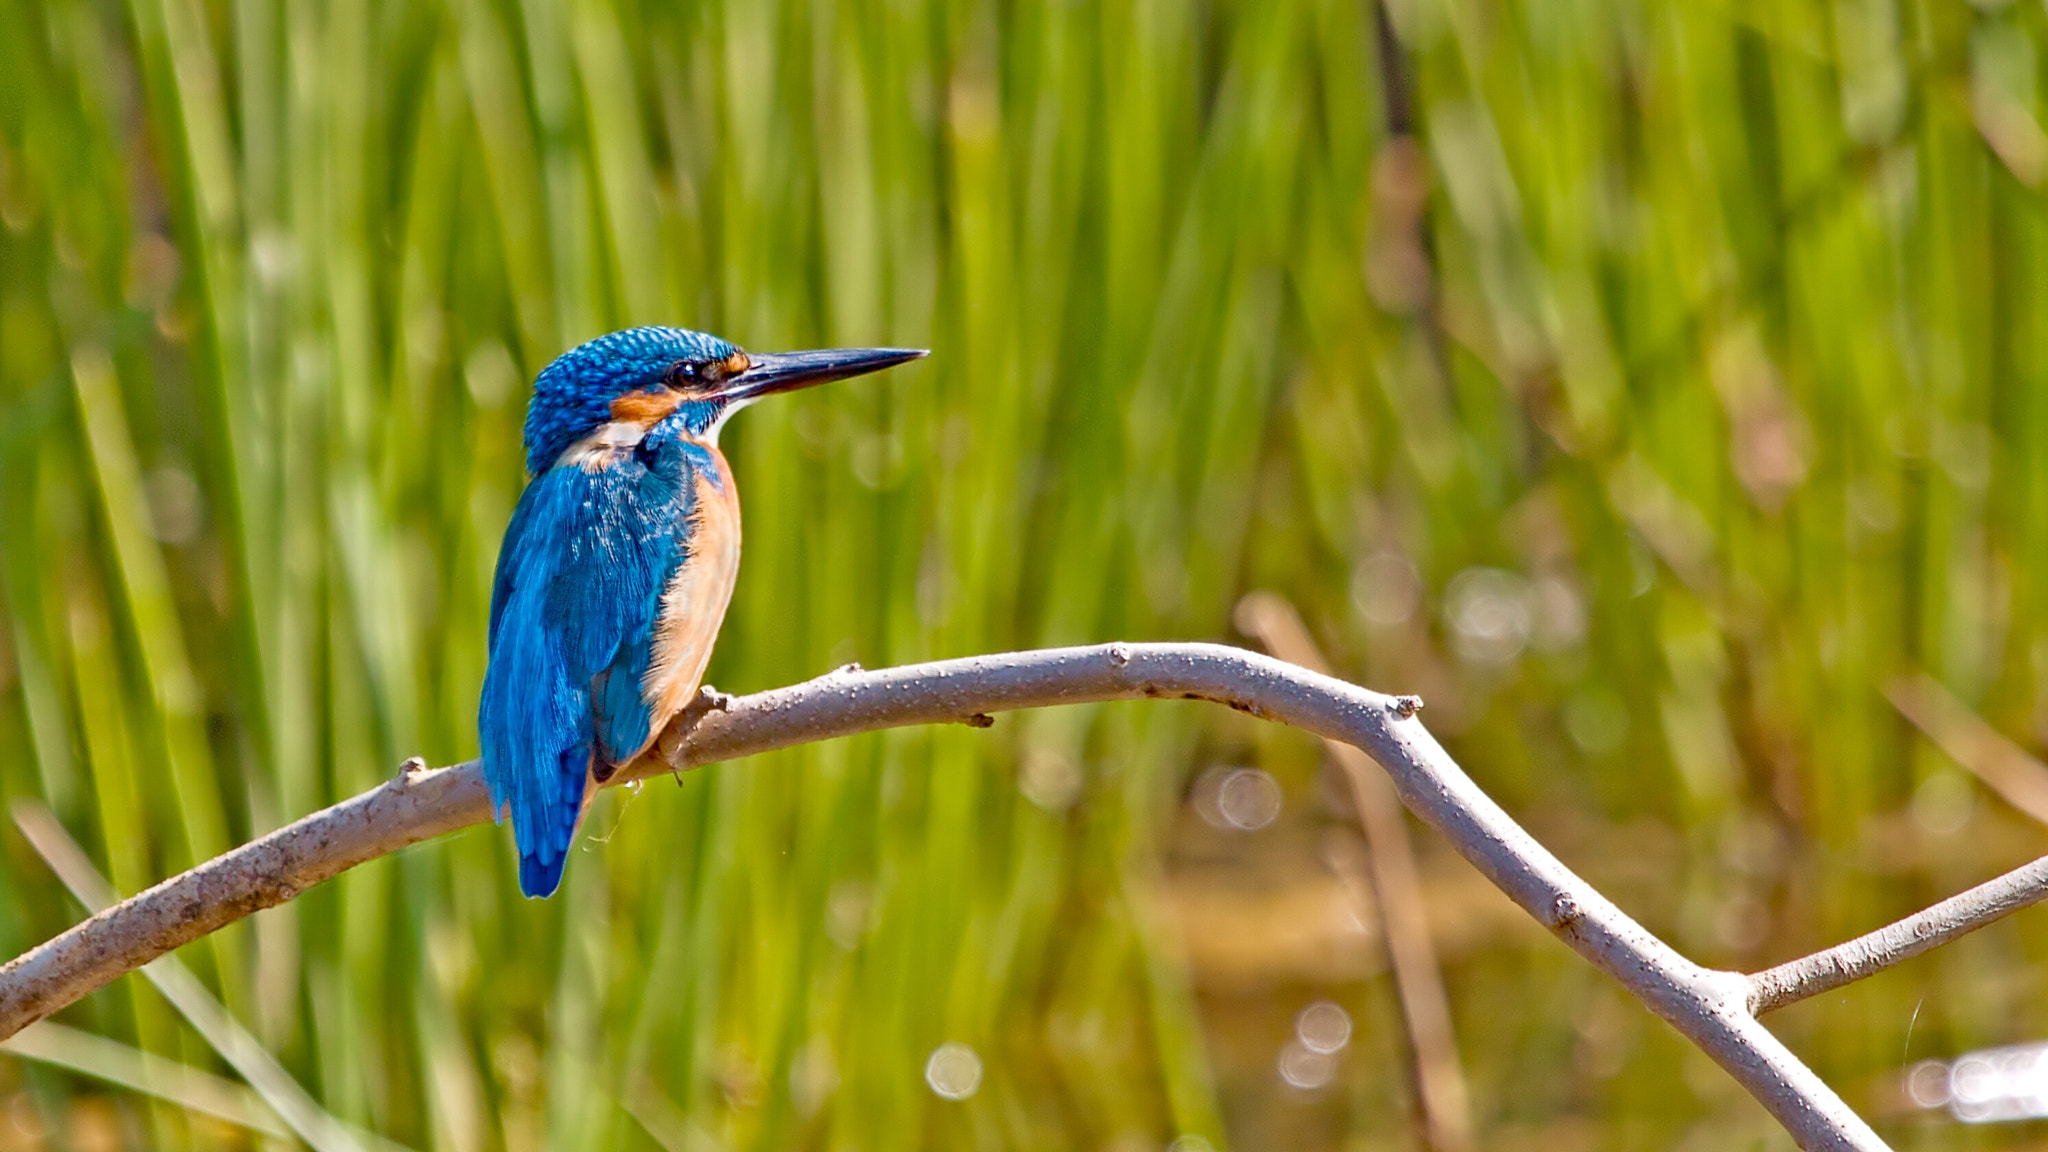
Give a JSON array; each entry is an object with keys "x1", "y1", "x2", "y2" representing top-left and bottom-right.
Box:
[{"x1": 5, "y1": 0, "x2": 2048, "y2": 1148}]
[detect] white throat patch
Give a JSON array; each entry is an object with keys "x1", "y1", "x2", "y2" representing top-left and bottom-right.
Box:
[
  {"x1": 557, "y1": 420, "x2": 648, "y2": 470},
  {"x1": 699, "y1": 395, "x2": 755, "y2": 447}
]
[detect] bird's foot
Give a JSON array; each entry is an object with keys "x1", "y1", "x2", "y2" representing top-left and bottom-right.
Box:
[
  {"x1": 651, "y1": 686, "x2": 737, "y2": 784},
  {"x1": 670, "y1": 684, "x2": 734, "y2": 732}
]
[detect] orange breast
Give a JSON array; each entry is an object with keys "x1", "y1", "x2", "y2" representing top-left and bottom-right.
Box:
[{"x1": 632, "y1": 451, "x2": 742, "y2": 761}]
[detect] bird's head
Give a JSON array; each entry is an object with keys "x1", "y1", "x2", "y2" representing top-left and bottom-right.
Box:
[{"x1": 522, "y1": 326, "x2": 926, "y2": 474}]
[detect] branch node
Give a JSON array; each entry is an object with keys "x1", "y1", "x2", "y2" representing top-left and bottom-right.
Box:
[
  {"x1": 1551, "y1": 893, "x2": 1582, "y2": 927},
  {"x1": 831, "y1": 662, "x2": 864, "y2": 676},
  {"x1": 1107, "y1": 643, "x2": 1132, "y2": 667},
  {"x1": 961, "y1": 712, "x2": 996, "y2": 729},
  {"x1": 1391, "y1": 694, "x2": 1425, "y2": 718},
  {"x1": 396, "y1": 756, "x2": 429, "y2": 781}
]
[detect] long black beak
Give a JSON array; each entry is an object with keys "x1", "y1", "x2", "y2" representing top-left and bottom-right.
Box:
[{"x1": 721, "y1": 347, "x2": 928, "y2": 403}]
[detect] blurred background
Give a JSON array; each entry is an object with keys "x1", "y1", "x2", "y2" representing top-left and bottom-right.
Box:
[{"x1": 5, "y1": 0, "x2": 2048, "y2": 1148}]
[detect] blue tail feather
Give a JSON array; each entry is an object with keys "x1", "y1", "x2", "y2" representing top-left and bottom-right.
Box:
[
  {"x1": 511, "y1": 741, "x2": 591, "y2": 898},
  {"x1": 519, "y1": 846, "x2": 571, "y2": 899}
]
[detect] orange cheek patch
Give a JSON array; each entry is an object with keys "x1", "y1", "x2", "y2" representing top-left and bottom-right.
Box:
[
  {"x1": 609, "y1": 389, "x2": 685, "y2": 426},
  {"x1": 721, "y1": 352, "x2": 752, "y2": 377}
]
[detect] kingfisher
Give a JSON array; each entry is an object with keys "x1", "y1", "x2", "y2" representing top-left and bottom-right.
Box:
[{"x1": 479, "y1": 326, "x2": 925, "y2": 897}]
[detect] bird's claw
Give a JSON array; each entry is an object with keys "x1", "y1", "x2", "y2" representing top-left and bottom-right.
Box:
[{"x1": 660, "y1": 686, "x2": 733, "y2": 757}]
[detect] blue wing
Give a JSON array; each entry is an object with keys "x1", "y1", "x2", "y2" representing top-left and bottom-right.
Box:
[
  {"x1": 488, "y1": 479, "x2": 543, "y2": 650},
  {"x1": 478, "y1": 440, "x2": 697, "y2": 897}
]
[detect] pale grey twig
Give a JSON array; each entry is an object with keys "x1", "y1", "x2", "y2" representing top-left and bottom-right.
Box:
[
  {"x1": 1740, "y1": 671, "x2": 2048, "y2": 1017},
  {"x1": 0, "y1": 643, "x2": 1889, "y2": 1149},
  {"x1": 1710, "y1": 671, "x2": 2048, "y2": 1011},
  {"x1": 1748, "y1": 852, "x2": 2048, "y2": 1016}
]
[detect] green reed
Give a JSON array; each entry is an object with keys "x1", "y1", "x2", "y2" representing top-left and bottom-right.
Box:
[{"x1": 4, "y1": 0, "x2": 2048, "y2": 1149}]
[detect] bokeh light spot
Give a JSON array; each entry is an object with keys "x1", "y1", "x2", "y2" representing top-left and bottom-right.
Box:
[
  {"x1": 925, "y1": 1042, "x2": 983, "y2": 1101},
  {"x1": 1278, "y1": 1041, "x2": 1338, "y2": 1090},
  {"x1": 1215, "y1": 769, "x2": 1282, "y2": 831},
  {"x1": 1295, "y1": 1000, "x2": 1352, "y2": 1054},
  {"x1": 1444, "y1": 567, "x2": 1533, "y2": 664}
]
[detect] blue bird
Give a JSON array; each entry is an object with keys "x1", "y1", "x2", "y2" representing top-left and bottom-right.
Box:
[{"x1": 480, "y1": 326, "x2": 925, "y2": 897}]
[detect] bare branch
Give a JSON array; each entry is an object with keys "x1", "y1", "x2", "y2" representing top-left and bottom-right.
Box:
[
  {"x1": 1748, "y1": 852, "x2": 2048, "y2": 1015},
  {"x1": 0, "y1": 643, "x2": 1886, "y2": 1150},
  {"x1": 1721, "y1": 671, "x2": 2048, "y2": 1012}
]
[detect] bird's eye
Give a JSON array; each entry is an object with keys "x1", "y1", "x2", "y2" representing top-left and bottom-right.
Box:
[{"x1": 665, "y1": 351, "x2": 752, "y2": 393}]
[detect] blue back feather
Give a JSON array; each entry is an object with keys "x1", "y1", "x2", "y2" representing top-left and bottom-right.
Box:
[
  {"x1": 483, "y1": 328, "x2": 724, "y2": 898},
  {"x1": 480, "y1": 448, "x2": 698, "y2": 897}
]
